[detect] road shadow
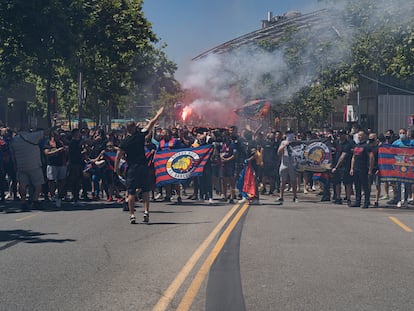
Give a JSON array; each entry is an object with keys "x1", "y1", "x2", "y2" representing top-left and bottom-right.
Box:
[
  {"x1": 376, "y1": 205, "x2": 414, "y2": 213},
  {"x1": 150, "y1": 210, "x2": 193, "y2": 214},
  {"x1": 138, "y1": 221, "x2": 212, "y2": 225},
  {"x1": 0, "y1": 229, "x2": 76, "y2": 251},
  {"x1": 161, "y1": 201, "x2": 229, "y2": 207},
  {"x1": 0, "y1": 199, "x2": 229, "y2": 214},
  {"x1": 0, "y1": 200, "x2": 128, "y2": 214}
]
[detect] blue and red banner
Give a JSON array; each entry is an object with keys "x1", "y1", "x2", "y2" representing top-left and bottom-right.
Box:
[
  {"x1": 234, "y1": 99, "x2": 271, "y2": 120},
  {"x1": 237, "y1": 161, "x2": 258, "y2": 201},
  {"x1": 154, "y1": 145, "x2": 213, "y2": 186},
  {"x1": 378, "y1": 145, "x2": 414, "y2": 182}
]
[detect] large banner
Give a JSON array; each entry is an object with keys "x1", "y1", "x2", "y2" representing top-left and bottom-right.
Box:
[
  {"x1": 289, "y1": 139, "x2": 332, "y2": 172},
  {"x1": 154, "y1": 145, "x2": 213, "y2": 186},
  {"x1": 378, "y1": 145, "x2": 414, "y2": 183}
]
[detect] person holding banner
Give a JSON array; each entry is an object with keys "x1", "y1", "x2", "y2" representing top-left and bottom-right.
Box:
[
  {"x1": 349, "y1": 130, "x2": 374, "y2": 208},
  {"x1": 157, "y1": 128, "x2": 186, "y2": 204},
  {"x1": 277, "y1": 129, "x2": 298, "y2": 203},
  {"x1": 390, "y1": 128, "x2": 414, "y2": 208},
  {"x1": 114, "y1": 107, "x2": 164, "y2": 224}
]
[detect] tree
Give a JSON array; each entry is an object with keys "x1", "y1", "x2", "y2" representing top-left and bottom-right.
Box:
[{"x1": 0, "y1": 0, "x2": 85, "y2": 126}]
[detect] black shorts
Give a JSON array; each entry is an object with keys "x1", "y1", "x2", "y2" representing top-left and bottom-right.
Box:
[
  {"x1": 126, "y1": 163, "x2": 151, "y2": 195},
  {"x1": 369, "y1": 169, "x2": 380, "y2": 186},
  {"x1": 262, "y1": 165, "x2": 277, "y2": 178},
  {"x1": 220, "y1": 163, "x2": 235, "y2": 178},
  {"x1": 211, "y1": 164, "x2": 220, "y2": 178},
  {"x1": 332, "y1": 167, "x2": 353, "y2": 185}
]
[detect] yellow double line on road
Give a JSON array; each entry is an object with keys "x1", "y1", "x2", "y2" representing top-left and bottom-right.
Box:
[
  {"x1": 389, "y1": 216, "x2": 413, "y2": 232},
  {"x1": 153, "y1": 201, "x2": 250, "y2": 311}
]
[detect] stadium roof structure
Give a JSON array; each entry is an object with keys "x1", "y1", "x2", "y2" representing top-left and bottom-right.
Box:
[{"x1": 192, "y1": 9, "x2": 329, "y2": 61}]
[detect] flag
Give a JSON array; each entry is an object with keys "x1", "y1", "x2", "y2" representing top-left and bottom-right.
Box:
[
  {"x1": 378, "y1": 145, "x2": 414, "y2": 182},
  {"x1": 289, "y1": 139, "x2": 332, "y2": 172},
  {"x1": 312, "y1": 172, "x2": 329, "y2": 188},
  {"x1": 237, "y1": 161, "x2": 258, "y2": 200},
  {"x1": 234, "y1": 99, "x2": 271, "y2": 120},
  {"x1": 154, "y1": 145, "x2": 213, "y2": 187},
  {"x1": 145, "y1": 146, "x2": 156, "y2": 167}
]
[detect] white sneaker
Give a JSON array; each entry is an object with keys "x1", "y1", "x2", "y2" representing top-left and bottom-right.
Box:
[
  {"x1": 238, "y1": 197, "x2": 248, "y2": 204},
  {"x1": 130, "y1": 215, "x2": 136, "y2": 224},
  {"x1": 380, "y1": 195, "x2": 389, "y2": 200},
  {"x1": 208, "y1": 198, "x2": 214, "y2": 205},
  {"x1": 154, "y1": 193, "x2": 162, "y2": 200},
  {"x1": 397, "y1": 201, "x2": 402, "y2": 208},
  {"x1": 55, "y1": 198, "x2": 62, "y2": 208}
]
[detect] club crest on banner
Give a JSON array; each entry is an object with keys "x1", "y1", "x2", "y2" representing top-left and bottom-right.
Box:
[
  {"x1": 379, "y1": 145, "x2": 414, "y2": 183},
  {"x1": 290, "y1": 140, "x2": 332, "y2": 172},
  {"x1": 302, "y1": 142, "x2": 332, "y2": 171},
  {"x1": 393, "y1": 154, "x2": 414, "y2": 173},
  {"x1": 166, "y1": 150, "x2": 201, "y2": 180}
]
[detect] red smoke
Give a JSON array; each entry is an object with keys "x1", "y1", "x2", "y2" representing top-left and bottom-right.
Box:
[{"x1": 180, "y1": 86, "x2": 242, "y2": 127}]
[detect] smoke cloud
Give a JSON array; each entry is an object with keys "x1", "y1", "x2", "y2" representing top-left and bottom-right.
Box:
[{"x1": 180, "y1": 0, "x2": 414, "y2": 127}]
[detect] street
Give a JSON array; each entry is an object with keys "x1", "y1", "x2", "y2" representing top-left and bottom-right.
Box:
[{"x1": 1, "y1": 190, "x2": 414, "y2": 311}]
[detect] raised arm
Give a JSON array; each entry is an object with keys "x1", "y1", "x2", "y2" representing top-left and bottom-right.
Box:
[
  {"x1": 114, "y1": 149, "x2": 126, "y2": 175},
  {"x1": 144, "y1": 107, "x2": 164, "y2": 133}
]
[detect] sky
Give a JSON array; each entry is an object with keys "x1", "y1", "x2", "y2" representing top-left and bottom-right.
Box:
[{"x1": 142, "y1": 0, "x2": 325, "y2": 82}]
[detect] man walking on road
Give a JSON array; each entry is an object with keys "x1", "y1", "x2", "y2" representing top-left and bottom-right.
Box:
[{"x1": 114, "y1": 107, "x2": 164, "y2": 224}]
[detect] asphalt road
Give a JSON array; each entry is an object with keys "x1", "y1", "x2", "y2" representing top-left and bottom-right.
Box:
[{"x1": 1, "y1": 190, "x2": 414, "y2": 311}]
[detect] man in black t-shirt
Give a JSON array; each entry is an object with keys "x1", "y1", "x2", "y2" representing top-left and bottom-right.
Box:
[
  {"x1": 331, "y1": 129, "x2": 354, "y2": 205},
  {"x1": 115, "y1": 107, "x2": 164, "y2": 224},
  {"x1": 368, "y1": 133, "x2": 380, "y2": 207},
  {"x1": 261, "y1": 131, "x2": 278, "y2": 195},
  {"x1": 66, "y1": 128, "x2": 85, "y2": 206},
  {"x1": 350, "y1": 130, "x2": 374, "y2": 208}
]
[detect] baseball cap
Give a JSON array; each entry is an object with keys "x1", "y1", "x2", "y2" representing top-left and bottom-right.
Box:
[{"x1": 338, "y1": 129, "x2": 347, "y2": 135}]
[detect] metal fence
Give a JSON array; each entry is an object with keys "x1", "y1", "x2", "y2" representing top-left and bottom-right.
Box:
[{"x1": 378, "y1": 95, "x2": 414, "y2": 134}]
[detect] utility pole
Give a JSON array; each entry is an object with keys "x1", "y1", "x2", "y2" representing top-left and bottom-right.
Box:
[{"x1": 78, "y1": 59, "x2": 83, "y2": 129}]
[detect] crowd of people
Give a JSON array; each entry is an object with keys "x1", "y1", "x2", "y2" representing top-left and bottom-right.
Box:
[{"x1": 1, "y1": 111, "x2": 413, "y2": 223}]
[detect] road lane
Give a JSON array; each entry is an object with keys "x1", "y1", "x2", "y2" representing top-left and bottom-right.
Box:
[
  {"x1": 0, "y1": 200, "x2": 234, "y2": 311},
  {"x1": 3, "y1": 193, "x2": 414, "y2": 311},
  {"x1": 152, "y1": 202, "x2": 242, "y2": 311},
  {"x1": 240, "y1": 195, "x2": 414, "y2": 311}
]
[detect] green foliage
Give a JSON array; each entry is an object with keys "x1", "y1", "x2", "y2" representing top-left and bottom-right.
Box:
[
  {"x1": 252, "y1": 0, "x2": 414, "y2": 128},
  {"x1": 0, "y1": 0, "x2": 180, "y2": 126}
]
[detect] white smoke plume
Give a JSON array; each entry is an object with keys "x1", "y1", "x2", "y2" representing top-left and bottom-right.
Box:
[{"x1": 180, "y1": 0, "x2": 414, "y2": 127}]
